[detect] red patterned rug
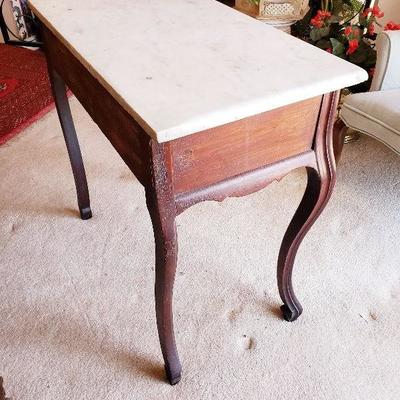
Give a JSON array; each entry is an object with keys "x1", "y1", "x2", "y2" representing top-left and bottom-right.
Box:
[{"x1": 0, "y1": 44, "x2": 55, "y2": 146}]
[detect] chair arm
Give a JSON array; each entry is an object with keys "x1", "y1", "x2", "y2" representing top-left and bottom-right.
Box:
[{"x1": 370, "y1": 30, "x2": 400, "y2": 92}]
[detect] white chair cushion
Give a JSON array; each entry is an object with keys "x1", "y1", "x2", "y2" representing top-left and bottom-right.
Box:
[
  {"x1": 340, "y1": 89, "x2": 400, "y2": 155},
  {"x1": 370, "y1": 31, "x2": 400, "y2": 92}
]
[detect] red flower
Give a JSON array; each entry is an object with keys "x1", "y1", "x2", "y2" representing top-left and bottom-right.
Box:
[
  {"x1": 317, "y1": 10, "x2": 331, "y2": 18},
  {"x1": 363, "y1": 6, "x2": 384, "y2": 18},
  {"x1": 384, "y1": 21, "x2": 400, "y2": 31},
  {"x1": 344, "y1": 26, "x2": 352, "y2": 36},
  {"x1": 346, "y1": 39, "x2": 359, "y2": 55},
  {"x1": 310, "y1": 9, "x2": 331, "y2": 28},
  {"x1": 326, "y1": 48, "x2": 332, "y2": 54},
  {"x1": 344, "y1": 26, "x2": 360, "y2": 38},
  {"x1": 372, "y1": 5, "x2": 384, "y2": 18},
  {"x1": 311, "y1": 16, "x2": 323, "y2": 28}
]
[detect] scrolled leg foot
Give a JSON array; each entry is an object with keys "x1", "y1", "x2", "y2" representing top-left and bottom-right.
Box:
[
  {"x1": 80, "y1": 206, "x2": 92, "y2": 220},
  {"x1": 280, "y1": 304, "x2": 303, "y2": 322},
  {"x1": 166, "y1": 364, "x2": 182, "y2": 386}
]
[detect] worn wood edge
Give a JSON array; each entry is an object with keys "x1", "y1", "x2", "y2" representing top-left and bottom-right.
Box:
[
  {"x1": 314, "y1": 91, "x2": 340, "y2": 177},
  {"x1": 174, "y1": 150, "x2": 317, "y2": 215}
]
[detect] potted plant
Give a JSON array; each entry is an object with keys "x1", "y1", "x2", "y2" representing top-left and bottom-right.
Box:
[
  {"x1": 294, "y1": 1, "x2": 390, "y2": 92},
  {"x1": 294, "y1": 1, "x2": 400, "y2": 142}
]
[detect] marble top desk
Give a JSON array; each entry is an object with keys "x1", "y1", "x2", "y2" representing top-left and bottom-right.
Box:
[{"x1": 29, "y1": 0, "x2": 367, "y2": 385}]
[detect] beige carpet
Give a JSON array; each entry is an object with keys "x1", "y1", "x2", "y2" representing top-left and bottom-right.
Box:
[{"x1": 1, "y1": 97, "x2": 399, "y2": 400}]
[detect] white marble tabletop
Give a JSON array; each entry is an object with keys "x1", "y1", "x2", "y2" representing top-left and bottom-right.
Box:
[{"x1": 29, "y1": 0, "x2": 368, "y2": 143}]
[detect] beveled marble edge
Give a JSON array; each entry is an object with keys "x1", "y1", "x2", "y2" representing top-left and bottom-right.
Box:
[
  {"x1": 155, "y1": 71, "x2": 367, "y2": 142},
  {"x1": 30, "y1": 1, "x2": 368, "y2": 143}
]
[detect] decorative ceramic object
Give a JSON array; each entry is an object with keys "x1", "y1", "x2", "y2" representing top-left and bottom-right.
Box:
[{"x1": 235, "y1": 0, "x2": 309, "y2": 33}]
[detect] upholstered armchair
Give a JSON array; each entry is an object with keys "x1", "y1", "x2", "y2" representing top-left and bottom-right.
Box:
[{"x1": 339, "y1": 30, "x2": 400, "y2": 155}]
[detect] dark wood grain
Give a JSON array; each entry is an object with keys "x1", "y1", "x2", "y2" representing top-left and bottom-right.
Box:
[{"x1": 170, "y1": 96, "x2": 322, "y2": 194}]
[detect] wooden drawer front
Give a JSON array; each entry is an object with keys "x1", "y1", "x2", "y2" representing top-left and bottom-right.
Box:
[{"x1": 170, "y1": 96, "x2": 322, "y2": 194}]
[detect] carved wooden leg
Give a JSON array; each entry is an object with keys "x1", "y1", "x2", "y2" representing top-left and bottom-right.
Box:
[
  {"x1": 146, "y1": 142, "x2": 182, "y2": 385},
  {"x1": 277, "y1": 93, "x2": 338, "y2": 322},
  {"x1": 48, "y1": 68, "x2": 92, "y2": 220}
]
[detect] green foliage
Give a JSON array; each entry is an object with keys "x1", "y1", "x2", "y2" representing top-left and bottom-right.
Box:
[
  {"x1": 245, "y1": 0, "x2": 378, "y2": 92},
  {"x1": 330, "y1": 37, "x2": 345, "y2": 57},
  {"x1": 292, "y1": 0, "x2": 379, "y2": 92},
  {"x1": 293, "y1": 0, "x2": 364, "y2": 37},
  {"x1": 310, "y1": 26, "x2": 330, "y2": 40},
  {"x1": 349, "y1": 39, "x2": 376, "y2": 66}
]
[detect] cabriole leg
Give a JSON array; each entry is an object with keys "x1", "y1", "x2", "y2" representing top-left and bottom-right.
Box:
[
  {"x1": 277, "y1": 92, "x2": 339, "y2": 322},
  {"x1": 47, "y1": 68, "x2": 92, "y2": 220},
  {"x1": 146, "y1": 142, "x2": 182, "y2": 385}
]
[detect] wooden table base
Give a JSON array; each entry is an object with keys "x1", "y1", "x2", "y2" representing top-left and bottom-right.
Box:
[{"x1": 41, "y1": 23, "x2": 340, "y2": 385}]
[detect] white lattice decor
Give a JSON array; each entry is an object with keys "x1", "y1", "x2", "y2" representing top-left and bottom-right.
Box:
[
  {"x1": 236, "y1": 0, "x2": 308, "y2": 19},
  {"x1": 235, "y1": 0, "x2": 309, "y2": 32}
]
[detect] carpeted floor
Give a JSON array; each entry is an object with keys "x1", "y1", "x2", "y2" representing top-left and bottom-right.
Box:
[{"x1": 0, "y1": 97, "x2": 399, "y2": 400}]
